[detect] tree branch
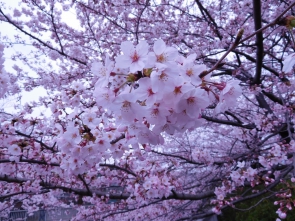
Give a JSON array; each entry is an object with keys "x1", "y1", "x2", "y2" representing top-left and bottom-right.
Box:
[
  {"x1": 233, "y1": 49, "x2": 289, "y2": 81},
  {"x1": 186, "y1": 165, "x2": 294, "y2": 220},
  {"x1": 240, "y1": 1, "x2": 295, "y2": 44},
  {"x1": 262, "y1": 90, "x2": 283, "y2": 105},
  {"x1": 0, "y1": 158, "x2": 59, "y2": 167},
  {"x1": 0, "y1": 175, "x2": 215, "y2": 201},
  {"x1": 99, "y1": 163, "x2": 137, "y2": 177},
  {"x1": 0, "y1": 7, "x2": 87, "y2": 66},
  {"x1": 201, "y1": 115, "x2": 255, "y2": 129},
  {"x1": 252, "y1": 0, "x2": 263, "y2": 85},
  {"x1": 15, "y1": 130, "x2": 57, "y2": 152},
  {"x1": 255, "y1": 92, "x2": 272, "y2": 113},
  {"x1": 110, "y1": 134, "x2": 125, "y2": 144},
  {"x1": 194, "y1": 0, "x2": 223, "y2": 40},
  {"x1": 78, "y1": 174, "x2": 91, "y2": 195}
]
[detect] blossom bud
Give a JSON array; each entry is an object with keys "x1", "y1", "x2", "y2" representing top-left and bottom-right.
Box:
[
  {"x1": 215, "y1": 82, "x2": 226, "y2": 90},
  {"x1": 199, "y1": 70, "x2": 208, "y2": 79},
  {"x1": 234, "y1": 28, "x2": 244, "y2": 45},
  {"x1": 126, "y1": 74, "x2": 137, "y2": 82},
  {"x1": 278, "y1": 16, "x2": 295, "y2": 29},
  {"x1": 143, "y1": 68, "x2": 152, "y2": 77},
  {"x1": 117, "y1": 125, "x2": 127, "y2": 132},
  {"x1": 279, "y1": 212, "x2": 287, "y2": 219},
  {"x1": 287, "y1": 16, "x2": 295, "y2": 28}
]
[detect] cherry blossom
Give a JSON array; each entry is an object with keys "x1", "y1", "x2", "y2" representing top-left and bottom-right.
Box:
[
  {"x1": 176, "y1": 88, "x2": 210, "y2": 118},
  {"x1": 181, "y1": 54, "x2": 206, "y2": 85},
  {"x1": 7, "y1": 144, "x2": 22, "y2": 159},
  {"x1": 147, "y1": 39, "x2": 179, "y2": 68},
  {"x1": 150, "y1": 65, "x2": 178, "y2": 94},
  {"x1": 115, "y1": 41, "x2": 149, "y2": 73},
  {"x1": 215, "y1": 79, "x2": 242, "y2": 113},
  {"x1": 0, "y1": 1, "x2": 295, "y2": 220},
  {"x1": 110, "y1": 88, "x2": 145, "y2": 122},
  {"x1": 134, "y1": 77, "x2": 159, "y2": 106}
]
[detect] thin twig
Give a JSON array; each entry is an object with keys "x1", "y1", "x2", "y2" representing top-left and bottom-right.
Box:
[
  {"x1": 240, "y1": 1, "x2": 295, "y2": 44},
  {"x1": 199, "y1": 1, "x2": 295, "y2": 79},
  {"x1": 199, "y1": 29, "x2": 244, "y2": 78}
]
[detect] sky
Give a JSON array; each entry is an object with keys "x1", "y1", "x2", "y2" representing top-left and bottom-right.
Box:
[
  {"x1": 0, "y1": 0, "x2": 80, "y2": 116},
  {"x1": 1, "y1": 0, "x2": 47, "y2": 114}
]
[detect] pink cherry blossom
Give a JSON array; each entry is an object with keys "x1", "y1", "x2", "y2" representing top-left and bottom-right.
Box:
[
  {"x1": 8, "y1": 144, "x2": 21, "y2": 156},
  {"x1": 111, "y1": 90, "x2": 144, "y2": 122},
  {"x1": 145, "y1": 103, "x2": 170, "y2": 126},
  {"x1": 215, "y1": 79, "x2": 242, "y2": 113},
  {"x1": 134, "y1": 77, "x2": 160, "y2": 106},
  {"x1": 150, "y1": 65, "x2": 179, "y2": 94},
  {"x1": 176, "y1": 88, "x2": 210, "y2": 118},
  {"x1": 181, "y1": 54, "x2": 206, "y2": 85},
  {"x1": 115, "y1": 41, "x2": 149, "y2": 73},
  {"x1": 0, "y1": 1, "x2": 294, "y2": 220},
  {"x1": 63, "y1": 122, "x2": 82, "y2": 144},
  {"x1": 146, "y1": 39, "x2": 178, "y2": 67}
]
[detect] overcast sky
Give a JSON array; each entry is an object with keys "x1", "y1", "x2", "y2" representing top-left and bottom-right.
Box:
[{"x1": 1, "y1": 0, "x2": 79, "y2": 116}]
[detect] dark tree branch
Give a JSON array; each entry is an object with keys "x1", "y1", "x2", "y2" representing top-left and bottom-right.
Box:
[
  {"x1": 0, "y1": 175, "x2": 215, "y2": 201},
  {"x1": 262, "y1": 90, "x2": 283, "y2": 105},
  {"x1": 15, "y1": 130, "x2": 57, "y2": 152},
  {"x1": 0, "y1": 159, "x2": 138, "y2": 177},
  {"x1": 110, "y1": 134, "x2": 125, "y2": 144},
  {"x1": 240, "y1": 1, "x2": 295, "y2": 44},
  {"x1": 183, "y1": 165, "x2": 294, "y2": 220},
  {"x1": 224, "y1": 111, "x2": 243, "y2": 124},
  {"x1": 252, "y1": 0, "x2": 263, "y2": 85},
  {"x1": 99, "y1": 163, "x2": 137, "y2": 177},
  {"x1": 49, "y1": 5, "x2": 64, "y2": 54},
  {"x1": 0, "y1": 158, "x2": 59, "y2": 167},
  {"x1": 194, "y1": 0, "x2": 223, "y2": 40},
  {"x1": 255, "y1": 92, "x2": 273, "y2": 113},
  {"x1": 78, "y1": 174, "x2": 91, "y2": 194},
  {"x1": 0, "y1": 191, "x2": 30, "y2": 200},
  {"x1": 135, "y1": 3, "x2": 148, "y2": 44},
  {"x1": 199, "y1": 29, "x2": 243, "y2": 79},
  {"x1": 201, "y1": 115, "x2": 255, "y2": 129},
  {"x1": 151, "y1": 150, "x2": 202, "y2": 165},
  {"x1": 233, "y1": 49, "x2": 289, "y2": 82},
  {"x1": 0, "y1": 8, "x2": 87, "y2": 66}
]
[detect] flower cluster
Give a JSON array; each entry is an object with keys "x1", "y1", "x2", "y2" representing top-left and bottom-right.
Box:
[
  {"x1": 258, "y1": 144, "x2": 289, "y2": 169},
  {"x1": 90, "y1": 40, "x2": 242, "y2": 149}
]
